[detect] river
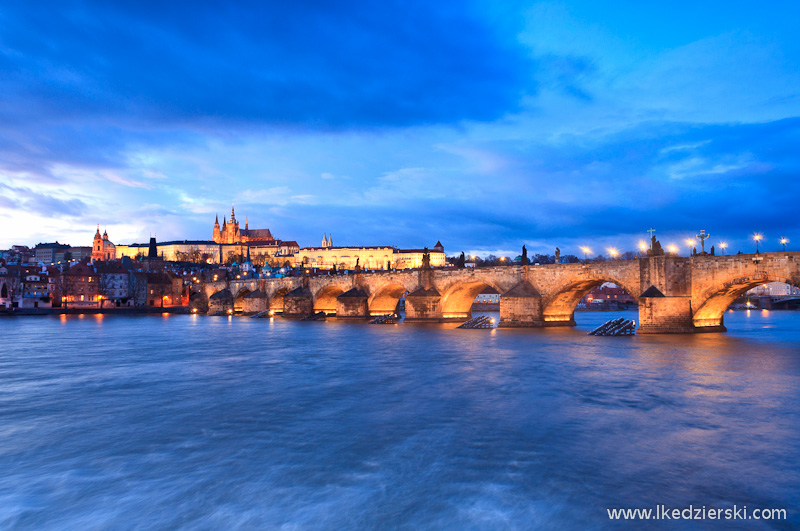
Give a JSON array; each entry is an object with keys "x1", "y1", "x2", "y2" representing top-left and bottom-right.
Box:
[{"x1": 1, "y1": 310, "x2": 799, "y2": 529}]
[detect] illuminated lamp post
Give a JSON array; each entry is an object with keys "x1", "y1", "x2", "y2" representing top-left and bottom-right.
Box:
[
  {"x1": 720, "y1": 242, "x2": 727, "y2": 255},
  {"x1": 753, "y1": 234, "x2": 762, "y2": 254},
  {"x1": 667, "y1": 244, "x2": 678, "y2": 255},
  {"x1": 607, "y1": 248, "x2": 619, "y2": 260},
  {"x1": 580, "y1": 246, "x2": 591, "y2": 263},
  {"x1": 780, "y1": 237, "x2": 789, "y2": 251},
  {"x1": 685, "y1": 239, "x2": 696, "y2": 256},
  {"x1": 638, "y1": 241, "x2": 648, "y2": 257}
]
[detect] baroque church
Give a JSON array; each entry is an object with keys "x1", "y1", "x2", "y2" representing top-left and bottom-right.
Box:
[
  {"x1": 92, "y1": 225, "x2": 116, "y2": 261},
  {"x1": 213, "y1": 206, "x2": 274, "y2": 244}
]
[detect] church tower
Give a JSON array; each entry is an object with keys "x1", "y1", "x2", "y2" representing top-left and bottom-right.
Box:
[
  {"x1": 92, "y1": 225, "x2": 103, "y2": 262},
  {"x1": 213, "y1": 214, "x2": 221, "y2": 243}
]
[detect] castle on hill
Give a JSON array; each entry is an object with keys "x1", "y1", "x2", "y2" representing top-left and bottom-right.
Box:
[{"x1": 213, "y1": 206, "x2": 273, "y2": 244}]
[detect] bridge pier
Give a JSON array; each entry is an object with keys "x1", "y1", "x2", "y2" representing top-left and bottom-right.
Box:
[
  {"x1": 404, "y1": 286, "x2": 446, "y2": 322},
  {"x1": 638, "y1": 294, "x2": 695, "y2": 334},
  {"x1": 284, "y1": 287, "x2": 313, "y2": 317},
  {"x1": 241, "y1": 290, "x2": 267, "y2": 314},
  {"x1": 637, "y1": 257, "x2": 695, "y2": 334},
  {"x1": 336, "y1": 288, "x2": 369, "y2": 319},
  {"x1": 499, "y1": 282, "x2": 545, "y2": 327}
]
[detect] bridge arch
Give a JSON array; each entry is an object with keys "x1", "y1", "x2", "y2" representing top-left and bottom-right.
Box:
[
  {"x1": 440, "y1": 277, "x2": 505, "y2": 320},
  {"x1": 693, "y1": 274, "x2": 799, "y2": 330},
  {"x1": 368, "y1": 282, "x2": 410, "y2": 316},
  {"x1": 233, "y1": 288, "x2": 251, "y2": 313},
  {"x1": 314, "y1": 285, "x2": 345, "y2": 314},
  {"x1": 269, "y1": 287, "x2": 291, "y2": 314},
  {"x1": 542, "y1": 275, "x2": 639, "y2": 325}
]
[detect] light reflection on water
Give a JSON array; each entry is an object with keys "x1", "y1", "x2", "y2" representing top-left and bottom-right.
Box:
[{"x1": 0, "y1": 310, "x2": 799, "y2": 529}]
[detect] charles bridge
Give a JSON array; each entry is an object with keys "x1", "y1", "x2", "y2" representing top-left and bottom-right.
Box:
[{"x1": 196, "y1": 252, "x2": 800, "y2": 333}]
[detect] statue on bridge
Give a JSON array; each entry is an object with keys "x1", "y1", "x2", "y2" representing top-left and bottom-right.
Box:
[
  {"x1": 522, "y1": 245, "x2": 529, "y2": 265},
  {"x1": 354, "y1": 257, "x2": 361, "y2": 273},
  {"x1": 555, "y1": 247, "x2": 561, "y2": 264},
  {"x1": 457, "y1": 252, "x2": 466, "y2": 268},
  {"x1": 647, "y1": 236, "x2": 665, "y2": 257},
  {"x1": 422, "y1": 248, "x2": 431, "y2": 269}
]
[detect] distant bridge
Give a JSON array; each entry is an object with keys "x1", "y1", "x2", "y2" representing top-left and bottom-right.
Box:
[{"x1": 197, "y1": 252, "x2": 800, "y2": 333}]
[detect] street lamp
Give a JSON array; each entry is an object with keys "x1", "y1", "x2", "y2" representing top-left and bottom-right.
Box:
[
  {"x1": 607, "y1": 247, "x2": 619, "y2": 259},
  {"x1": 720, "y1": 242, "x2": 727, "y2": 255},
  {"x1": 685, "y1": 239, "x2": 696, "y2": 256},
  {"x1": 667, "y1": 244, "x2": 678, "y2": 255},
  {"x1": 580, "y1": 246, "x2": 591, "y2": 262},
  {"x1": 780, "y1": 237, "x2": 789, "y2": 251},
  {"x1": 753, "y1": 234, "x2": 762, "y2": 254},
  {"x1": 638, "y1": 241, "x2": 648, "y2": 257}
]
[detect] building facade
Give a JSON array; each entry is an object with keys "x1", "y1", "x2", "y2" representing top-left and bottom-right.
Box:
[
  {"x1": 292, "y1": 239, "x2": 446, "y2": 270},
  {"x1": 92, "y1": 227, "x2": 117, "y2": 261},
  {"x1": 34, "y1": 242, "x2": 70, "y2": 264}
]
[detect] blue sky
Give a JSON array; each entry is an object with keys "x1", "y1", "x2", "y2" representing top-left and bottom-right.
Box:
[{"x1": 1, "y1": 1, "x2": 799, "y2": 256}]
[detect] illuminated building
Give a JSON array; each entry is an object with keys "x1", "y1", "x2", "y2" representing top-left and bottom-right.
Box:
[
  {"x1": 91, "y1": 226, "x2": 116, "y2": 261},
  {"x1": 212, "y1": 206, "x2": 274, "y2": 244},
  {"x1": 292, "y1": 239, "x2": 446, "y2": 270}
]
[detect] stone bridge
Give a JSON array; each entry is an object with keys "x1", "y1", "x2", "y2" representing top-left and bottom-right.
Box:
[{"x1": 196, "y1": 251, "x2": 800, "y2": 333}]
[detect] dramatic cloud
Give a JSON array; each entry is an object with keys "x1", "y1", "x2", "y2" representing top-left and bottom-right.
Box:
[{"x1": 1, "y1": 1, "x2": 799, "y2": 256}]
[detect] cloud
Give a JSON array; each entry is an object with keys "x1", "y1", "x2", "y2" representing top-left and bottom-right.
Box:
[
  {"x1": 2, "y1": 1, "x2": 800, "y2": 257},
  {"x1": 0, "y1": 182, "x2": 88, "y2": 218},
  {"x1": 0, "y1": 2, "x2": 535, "y2": 130}
]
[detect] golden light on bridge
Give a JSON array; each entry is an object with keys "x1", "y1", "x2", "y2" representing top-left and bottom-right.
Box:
[
  {"x1": 720, "y1": 242, "x2": 728, "y2": 255},
  {"x1": 579, "y1": 246, "x2": 591, "y2": 261},
  {"x1": 780, "y1": 237, "x2": 789, "y2": 251},
  {"x1": 606, "y1": 247, "x2": 619, "y2": 259},
  {"x1": 638, "y1": 241, "x2": 647, "y2": 253},
  {"x1": 667, "y1": 244, "x2": 678, "y2": 254},
  {"x1": 753, "y1": 233, "x2": 763, "y2": 253}
]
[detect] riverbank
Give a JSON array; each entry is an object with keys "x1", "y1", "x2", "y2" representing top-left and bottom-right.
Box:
[{"x1": 0, "y1": 306, "x2": 190, "y2": 316}]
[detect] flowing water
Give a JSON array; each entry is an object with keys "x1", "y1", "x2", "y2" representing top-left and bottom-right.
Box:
[{"x1": 1, "y1": 310, "x2": 799, "y2": 529}]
